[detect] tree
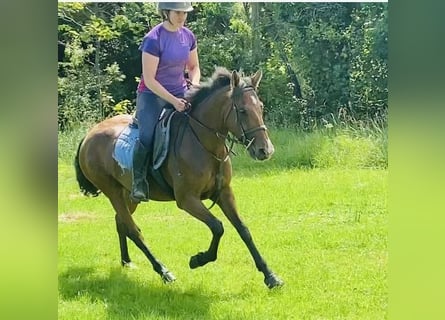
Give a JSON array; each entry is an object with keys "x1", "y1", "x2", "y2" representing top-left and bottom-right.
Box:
[{"x1": 58, "y1": 2, "x2": 387, "y2": 131}]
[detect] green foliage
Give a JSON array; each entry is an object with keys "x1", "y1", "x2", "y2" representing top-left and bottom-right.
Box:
[
  {"x1": 348, "y1": 3, "x2": 388, "y2": 119},
  {"x1": 58, "y1": 3, "x2": 156, "y2": 130},
  {"x1": 188, "y1": 2, "x2": 256, "y2": 76},
  {"x1": 259, "y1": 52, "x2": 297, "y2": 126},
  {"x1": 58, "y1": 2, "x2": 387, "y2": 132},
  {"x1": 111, "y1": 99, "x2": 133, "y2": 116},
  {"x1": 254, "y1": 3, "x2": 387, "y2": 129},
  {"x1": 58, "y1": 37, "x2": 127, "y2": 130}
]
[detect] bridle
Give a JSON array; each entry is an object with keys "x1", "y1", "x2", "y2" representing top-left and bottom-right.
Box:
[
  {"x1": 186, "y1": 85, "x2": 268, "y2": 153},
  {"x1": 229, "y1": 86, "x2": 268, "y2": 149}
]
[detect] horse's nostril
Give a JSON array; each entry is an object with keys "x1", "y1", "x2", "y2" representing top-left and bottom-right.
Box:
[{"x1": 257, "y1": 148, "x2": 268, "y2": 160}]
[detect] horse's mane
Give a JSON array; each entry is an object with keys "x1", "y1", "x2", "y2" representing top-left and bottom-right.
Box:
[{"x1": 185, "y1": 67, "x2": 233, "y2": 107}]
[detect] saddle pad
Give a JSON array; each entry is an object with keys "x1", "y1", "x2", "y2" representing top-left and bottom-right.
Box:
[{"x1": 112, "y1": 124, "x2": 139, "y2": 173}]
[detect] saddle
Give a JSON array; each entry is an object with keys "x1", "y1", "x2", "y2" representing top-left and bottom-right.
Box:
[
  {"x1": 152, "y1": 107, "x2": 176, "y2": 170},
  {"x1": 112, "y1": 109, "x2": 176, "y2": 197}
]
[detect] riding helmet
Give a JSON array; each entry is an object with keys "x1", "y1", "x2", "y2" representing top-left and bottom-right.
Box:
[{"x1": 157, "y1": 2, "x2": 194, "y2": 12}]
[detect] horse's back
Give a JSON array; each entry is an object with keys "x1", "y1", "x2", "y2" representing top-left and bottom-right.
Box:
[
  {"x1": 85, "y1": 114, "x2": 132, "y2": 140},
  {"x1": 80, "y1": 115, "x2": 133, "y2": 188}
]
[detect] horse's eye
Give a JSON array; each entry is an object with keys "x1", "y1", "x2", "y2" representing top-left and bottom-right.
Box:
[{"x1": 238, "y1": 109, "x2": 246, "y2": 114}]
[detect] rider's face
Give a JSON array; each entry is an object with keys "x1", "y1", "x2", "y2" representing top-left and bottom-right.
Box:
[{"x1": 168, "y1": 10, "x2": 188, "y2": 27}]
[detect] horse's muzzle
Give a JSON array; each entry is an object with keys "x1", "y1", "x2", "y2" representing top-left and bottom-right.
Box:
[{"x1": 249, "y1": 138, "x2": 274, "y2": 161}]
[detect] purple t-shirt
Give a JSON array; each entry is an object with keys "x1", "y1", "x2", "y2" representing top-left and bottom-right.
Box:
[{"x1": 137, "y1": 23, "x2": 197, "y2": 96}]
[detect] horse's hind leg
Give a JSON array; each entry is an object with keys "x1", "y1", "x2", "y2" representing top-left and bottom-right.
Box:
[
  {"x1": 216, "y1": 186, "x2": 284, "y2": 289},
  {"x1": 176, "y1": 196, "x2": 224, "y2": 268},
  {"x1": 106, "y1": 187, "x2": 176, "y2": 283},
  {"x1": 115, "y1": 199, "x2": 138, "y2": 267},
  {"x1": 115, "y1": 213, "x2": 133, "y2": 267}
]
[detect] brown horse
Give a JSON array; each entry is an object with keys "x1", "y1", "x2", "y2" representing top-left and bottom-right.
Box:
[{"x1": 74, "y1": 67, "x2": 284, "y2": 289}]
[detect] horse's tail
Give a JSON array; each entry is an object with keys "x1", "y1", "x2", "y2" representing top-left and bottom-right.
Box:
[{"x1": 74, "y1": 137, "x2": 100, "y2": 197}]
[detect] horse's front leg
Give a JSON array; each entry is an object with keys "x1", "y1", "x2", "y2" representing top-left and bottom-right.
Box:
[
  {"x1": 176, "y1": 196, "x2": 224, "y2": 268},
  {"x1": 216, "y1": 186, "x2": 284, "y2": 289}
]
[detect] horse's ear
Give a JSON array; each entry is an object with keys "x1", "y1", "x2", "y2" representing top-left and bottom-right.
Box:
[
  {"x1": 231, "y1": 70, "x2": 240, "y2": 88},
  {"x1": 251, "y1": 70, "x2": 263, "y2": 89}
]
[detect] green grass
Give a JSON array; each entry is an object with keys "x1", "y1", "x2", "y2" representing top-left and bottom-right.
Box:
[
  {"x1": 59, "y1": 126, "x2": 387, "y2": 319},
  {"x1": 228, "y1": 126, "x2": 387, "y2": 173}
]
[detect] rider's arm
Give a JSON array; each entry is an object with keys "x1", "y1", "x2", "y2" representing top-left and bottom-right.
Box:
[
  {"x1": 186, "y1": 48, "x2": 201, "y2": 86},
  {"x1": 142, "y1": 52, "x2": 187, "y2": 111}
]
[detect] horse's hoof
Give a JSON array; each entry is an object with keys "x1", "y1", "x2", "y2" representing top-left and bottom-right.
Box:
[
  {"x1": 161, "y1": 271, "x2": 176, "y2": 283},
  {"x1": 264, "y1": 273, "x2": 284, "y2": 289},
  {"x1": 122, "y1": 261, "x2": 137, "y2": 269},
  {"x1": 189, "y1": 252, "x2": 204, "y2": 269}
]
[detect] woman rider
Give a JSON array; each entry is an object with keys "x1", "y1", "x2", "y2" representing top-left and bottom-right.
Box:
[{"x1": 131, "y1": 2, "x2": 201, "y2": 203}]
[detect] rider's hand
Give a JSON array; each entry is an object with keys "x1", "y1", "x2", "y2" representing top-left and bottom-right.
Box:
[{"x1": 172, "y1": 98, "x2": 188, "y2": 112}]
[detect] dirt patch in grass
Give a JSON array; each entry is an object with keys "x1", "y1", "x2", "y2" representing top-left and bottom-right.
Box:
[{"x1": 58, "y1": 212, "x2": 96, "y2": 223}]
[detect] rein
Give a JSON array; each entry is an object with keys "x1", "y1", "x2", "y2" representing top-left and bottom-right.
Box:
[
  {"x1": 185, "y1": 112, "x2": 235, "y2": 210},
  {"x1": 186, "y1": 86, "x2": 268, "y2": 149}
]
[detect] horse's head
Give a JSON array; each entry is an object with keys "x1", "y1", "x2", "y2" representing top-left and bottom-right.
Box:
[{"x1": 228, "y1": 70, "x2": 274, "y2": 161}]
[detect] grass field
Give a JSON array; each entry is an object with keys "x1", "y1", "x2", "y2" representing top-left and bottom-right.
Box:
[{"x1": 58, "y1": 127, "x2": 387, "y2": 319}]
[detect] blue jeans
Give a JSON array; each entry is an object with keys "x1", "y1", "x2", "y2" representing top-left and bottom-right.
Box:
[
  {"x1": 135, "y1": 91, "x2": 167, "y2": 151},
  {"x1": 135, "y1": 91, "x2": 185, "y2": 151}
]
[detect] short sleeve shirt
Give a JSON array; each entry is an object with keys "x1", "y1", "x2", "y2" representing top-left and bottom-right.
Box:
[{"x1": 137, "y1": 23, "x2": 197, "y2": 96}]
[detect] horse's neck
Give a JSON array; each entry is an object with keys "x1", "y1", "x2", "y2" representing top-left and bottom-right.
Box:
[
  {"x1": 193, "y1": 88, "x2": 231, "y2": 134},
  {"x1": 189, "y1": 88, "x2": 231, "y2": 157}
]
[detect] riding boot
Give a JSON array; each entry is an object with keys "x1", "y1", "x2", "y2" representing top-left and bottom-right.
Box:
[{"x1": 130, "y1": 140, "x2": 150, "y2": 203}]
